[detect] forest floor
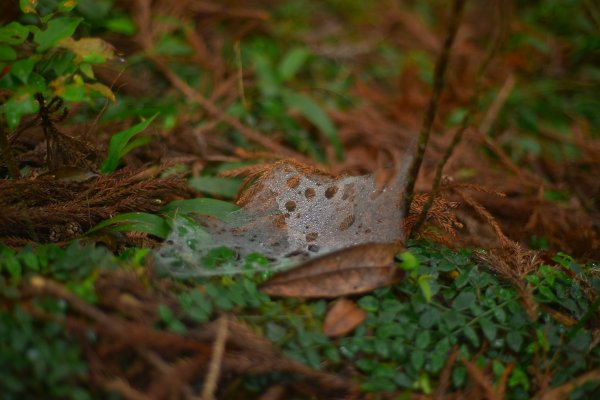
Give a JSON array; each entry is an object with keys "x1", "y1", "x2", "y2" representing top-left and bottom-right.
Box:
[{"x1": 1, "y1": 1, "x2": 599, "y2": 399}]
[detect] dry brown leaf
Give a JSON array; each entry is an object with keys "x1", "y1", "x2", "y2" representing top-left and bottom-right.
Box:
[
  {"x1": 259, "y1": 242, "x2": 403, "y2": 298},
  {"x1": 323, "y1": 299, "x2": 367, "y2": 338}
]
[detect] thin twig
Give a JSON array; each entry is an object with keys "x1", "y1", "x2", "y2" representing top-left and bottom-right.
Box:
[
  {"x1": 400, "y1": 0, "x2": 466, "y2": 233},
  {"x1": 435, "y1": 346, "x2": 459, "y2": 399},
  {"x1": 104, "y1": 379, "x2": 148, "y2": 400},
  {"x1": 479, "y1": 74, "x2": 515, "y2": 135},
  {"x1": 537, "y1": 368, "x2": 600, "y2": 400},
  {"x1": 202, "y1": 315, "x2": 229, "y2": 400},
  {"x1": 411, "y1": 0, "x2": 505, "y2": 234},
  {"x1": 461, "y1": 357, "x2": 499, "y2": 400}
]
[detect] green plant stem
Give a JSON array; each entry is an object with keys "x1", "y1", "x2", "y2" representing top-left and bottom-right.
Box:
[
  {"x1": 400, "y1": 0, "x2": 466, "y2": 235},
  {"x1": 448, "y1": 297, "x2": 516, "y2": 337},
  {"x1": 0, "y1": 116, "x2": 20, "y2": 178}
]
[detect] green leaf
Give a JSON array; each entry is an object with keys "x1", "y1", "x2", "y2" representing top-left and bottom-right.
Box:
[
  {"x1": 57, "y1": 37, "x2": 115, "y2": 64},
  {"x1": 58, "y1": 0, "x2": 78, "y2": 12},
  {"x1": 463, "y1": 326, "x2": 480, "y2": 347},
  {"x1": 2, "y1": 92, "x2": 39, "y2": 129},
  {"x1": 453, "y1": 366, "x2": 467, "y2": 387},
  {"x1": 399, "y1": 251, "x2": 420, "y2": 270},
  {"x1": 508, "y1": 367, "x2": 530, "y2": 391},
  {"x1": 160, "y1": 198, "x2": 240, "y2": 219},
  {"x1": 10, "y1": 58, "x2": 36, "y2": 83},
  {"x1": 278, "y1": 47, "x2": 310, "y2": 81},
  {"x1": 453, "y1": 291, "x2": 476, "y2": 311},
  {"x1": 410, "y1": 349, "x2": 425, "y2": 370},
  {"x1": 479, "y1": 317, "x2": 497, "y2": 341},
  {"x1": 187, "y1": 176, "x2": 242, "y2": 198},
  {"x1": 105, "y1": 16, "x2": 137, "y2": 36},
  {"x1": 252, "y1": 52, "x2": 279, "y2": 97},
  {"x1": 419, "y1": 308, "x2": 441, "y2": 329},
  {"x1": 0, "y1": 22, "x2": 30, "y2": 45},
  {"x1": 417, "y1": 275, "x2": 433, "y2": 303},
  {"x1": 506, "y1": 330, "x2": 523, "y2": 352},
  {"x1": 87, "y1": 212, "x2": 169, "y2": 239},
  {"x1": 34, "y1": 17, "x2": 83, "y2": 52},
  {"x1": 0, "y1": 45, "x2": 17, "y2": 61},
  {"x1": 358, "y1": 295, "x2": 379, "y2": 312},
  {"x1": 5, "y1": 254, "x2": 22, "y2": 279},
  {"x1": 19, "y1": 0, "x2": 37, "y2": 14},
  {"x1": 20, "y1": 251, "x2": 39, "y2": 272},
  {"x1": 61, "y1": 84, "x2": 87, "y2": 102},
  {"x1": 415, "y1": 330, "x2": 431, "y2": 349},
  {"x1": 281, "y1": 89, "x2": 344, "y2": 160},
  {"x1": 101, "y1": 114, "x2": 157, "y2": 173}
]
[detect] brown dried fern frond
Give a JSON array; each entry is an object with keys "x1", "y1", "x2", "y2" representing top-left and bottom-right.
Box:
[
  {"x1": 0, "y1": 166, "x2": 186, "y2": 244},
  {"x1": 405, "y1": 193, "x2": 463, "y2": 241},
  {"x1": 472, "y1": 240, "x2": 541, "y2": 320},
  {"x1": 456, "y1": 189, "x2": 510, "y2": 246}
]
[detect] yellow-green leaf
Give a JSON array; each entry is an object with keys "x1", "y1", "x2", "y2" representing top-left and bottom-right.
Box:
[
  {"x1": 58, "y1": 37, "x2": 115, "y2": 64},
  {"x1": 19, "y1": 0, "x2": 38, "y2": 14},
  {"x1": 85, "y1": 82, "x2": 115, "y2": 102}
]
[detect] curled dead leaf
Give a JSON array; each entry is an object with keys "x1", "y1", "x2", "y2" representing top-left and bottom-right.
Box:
[
  {"x1": 323, "y1": 298, "x2": 367, "y2": 338},
  {"x1": 259, "y1": 242, "x2": 403, "y2": 298}
]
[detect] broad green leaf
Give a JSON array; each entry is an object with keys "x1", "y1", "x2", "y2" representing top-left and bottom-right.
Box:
[
  {"x1": 101, "y1": 114, "x2": 158, "y2": 173},
  {"x1": 117, "y1": 136, "x2": 152, "y2": 159},
  {"x1": 57, "y1": 37, "x2": 115, "y2": 64},
  {"x1": 87, "y1": 212, "x2": 169, "y2": 239},
  {"x1": 281, "y1": 89, "x2": 344, "y2": 160},
  {"x1": 0, "y1": 22, "x2": 29, "y2": 45},
  {"x1": 278, "y1": 47, "x2": 310, "y2": 81},
  {"x1": 160, "y1": 198, "x2": 240, "y2": 219},
  {"x1": 0, "y1": 45, "x2": 17, "y2": 61},
  {"x1": 187, "y1": 176, "x2": 242, "y2": 199},
  {"x1": 10, "y1": 58, "x2": 36, "y2": 83},
  {"x1": 19, "y1": 0, "x2": 37, "y2": 14},
  {"x1": 34, "y1": 17, "x2": 82, "y2": 52}
]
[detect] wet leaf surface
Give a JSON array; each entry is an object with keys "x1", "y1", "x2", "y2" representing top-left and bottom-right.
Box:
[
  {"x1": 259, "y1": 242, "x2": 403, "y2": 298},
  {"x1": 323, "y1": 298, "x2": 367, "y2": 338}
]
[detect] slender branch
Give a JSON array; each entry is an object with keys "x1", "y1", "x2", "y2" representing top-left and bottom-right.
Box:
[
  {"x1": 202, "y1": 315, "x2": 228, "y2": 400},
  {"x1": 400, "y1": 0, "x2": 466, "y2": 235},
  {"x1": 411, "y1": 0, "x2": 506, "y2": 234}
]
